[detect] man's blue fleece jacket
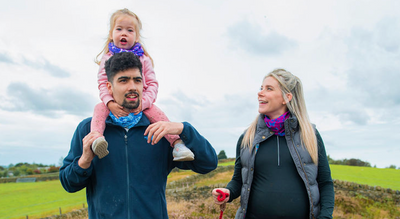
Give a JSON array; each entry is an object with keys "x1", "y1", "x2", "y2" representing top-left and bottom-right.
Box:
[{"x1": 59, "y1": 115, "x2": 218, "y2": 218}]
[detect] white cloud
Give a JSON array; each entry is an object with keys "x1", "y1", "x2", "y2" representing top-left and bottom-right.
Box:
[
  {"x1": 1, "y1": 82, "x2": 96, "y2": 117},
  {"x1": 0, "y1": 0, "x2": 399, "y2": 168},
  {"x1": 226, "y1": 19, "x2": 297, "y2": 56}
]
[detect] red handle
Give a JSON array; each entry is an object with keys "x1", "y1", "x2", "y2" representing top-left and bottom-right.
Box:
[{"x1": 216, "y1": 189, "x2": 229, "y2": 202}]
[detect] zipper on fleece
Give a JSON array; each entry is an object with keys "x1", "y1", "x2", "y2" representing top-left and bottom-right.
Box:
[{"x1": 125, "y1": 134, "x2": 131, "y2": 219}]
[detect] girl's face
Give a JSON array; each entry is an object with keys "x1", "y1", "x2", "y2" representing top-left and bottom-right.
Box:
[
  {"x1": 258, "y1": 76, "x2": 288, "y2": 119},
  {"x1": 111, "y1": 16, "x2": 138, "y2": 50}
]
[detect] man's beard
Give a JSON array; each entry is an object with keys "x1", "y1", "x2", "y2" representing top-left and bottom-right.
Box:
[{"x1": 122, "y1": 92, "x2": 140, "y2": 109}]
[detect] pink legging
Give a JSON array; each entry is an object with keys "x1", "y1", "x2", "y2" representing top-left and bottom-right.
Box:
[{"x1": 91, "y1": 102, "x2": 179, "y2": 146}]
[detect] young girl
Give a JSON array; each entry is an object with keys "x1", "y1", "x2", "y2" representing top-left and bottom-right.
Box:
[{"x1": 90, "y1": 8, "x2": 194, "y2": 161}]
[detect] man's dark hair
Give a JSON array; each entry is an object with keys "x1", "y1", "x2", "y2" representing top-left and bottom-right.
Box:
[{"x1": 105, "y1": 52, "x2": 143, "y2": 82}]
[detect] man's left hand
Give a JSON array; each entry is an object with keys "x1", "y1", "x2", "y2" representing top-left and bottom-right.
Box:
[{"x1": 144, "y1": 121, "x2": 183, "y2": 145}]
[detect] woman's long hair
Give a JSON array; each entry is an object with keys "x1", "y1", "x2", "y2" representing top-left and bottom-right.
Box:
[
  {"x1": 241, "y1": 69, "x2": 318, "y2": 164},
  {"x1": 95, "y1": 8, "x2": 153, "y2": 66}
]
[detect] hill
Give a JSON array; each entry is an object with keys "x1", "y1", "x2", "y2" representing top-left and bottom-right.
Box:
[{"x1": 1, "y1": 161, "x2": 399, "y2": 218}]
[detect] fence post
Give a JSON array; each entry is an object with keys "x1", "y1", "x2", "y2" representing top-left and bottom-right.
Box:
[
  {"x1": 26, "y1": 216, "x2": 28, "y2": 219},
  {"x1": 59, "y1": 207, "x2": 62, "y2": 215}
]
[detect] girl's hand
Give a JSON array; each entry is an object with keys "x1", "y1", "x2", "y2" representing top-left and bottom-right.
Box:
[
  {"x1": 107, "y1": 101, "x2": 129, "y2": 118},
  {"x1": 212, "y1": 188, "x2": 230, "y2": 205},
  {"x1": 130, "y1": 102, "x2": 142, "y2": 115}
]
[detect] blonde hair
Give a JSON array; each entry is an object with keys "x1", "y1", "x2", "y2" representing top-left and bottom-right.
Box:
[
  {"x1": 242, "y1": 69, "x2": 318, "y2": 164},
  {"x1": 95, "y1": 8, "x2": 153, "y2": 66}
]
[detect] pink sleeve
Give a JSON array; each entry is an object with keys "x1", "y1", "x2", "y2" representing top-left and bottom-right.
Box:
[
  {"x1": 98, "y1": 53, "x2": 114, "y2": 106},
  {"x1": 140, "y1": 55, "x2": 159, "y2": 110}
]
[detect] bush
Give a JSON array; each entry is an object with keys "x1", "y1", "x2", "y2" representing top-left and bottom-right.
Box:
[
  {"x1": 13, "y1": 169, "x2": 20, "y2": 176},
  {"x1": 48, "y1": 166, "x2": 60, "y2": 173}
]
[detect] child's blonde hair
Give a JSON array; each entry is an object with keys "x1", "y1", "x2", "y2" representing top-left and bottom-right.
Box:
[{"x1": 95, "y1": 8, "x2": 153, "y2": 66}]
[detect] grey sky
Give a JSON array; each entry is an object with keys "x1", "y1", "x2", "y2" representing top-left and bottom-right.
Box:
[
  {"x1": 0, "y1": 0, "x2": 399, "y2": 168},
  {"x1": 227, "y1": 19, "x2": 297, "y2": 56}
]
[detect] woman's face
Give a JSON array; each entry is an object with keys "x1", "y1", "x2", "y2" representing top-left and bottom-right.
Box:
[{"x1": 258, "y1": 76, "x2": 288, "y2": 119}]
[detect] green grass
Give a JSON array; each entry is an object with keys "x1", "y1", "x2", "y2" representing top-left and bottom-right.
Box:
[
  {"x1": 330, "y1": 164, "x2": 400, "y2": 190},
  {"x1": 218, "y1": 160, "x2": 235, "y2": 166},
  {"x1": 0, "y1": 180, "x2": 86, "y2": 219},
  {"x1": 1, "y1": 163, "x2": 399, "y2": 218},
  {"x1": 218, "y1": 161, "x2": 400, "y2": 190}
]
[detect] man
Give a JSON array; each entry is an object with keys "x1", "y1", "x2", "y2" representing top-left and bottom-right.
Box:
[{"x1": 59, "y1": 52, "x2": 218, "y2": 218}]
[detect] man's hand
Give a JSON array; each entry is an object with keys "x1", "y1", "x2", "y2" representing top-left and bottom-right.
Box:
[
  {"x1": 144, "y1": 121, "x2": 183, "y2": 145},
  {"x1": 78, "y1": 132, "x2": 101, "y2": 169},
  {"x1": 107, "y1": 101, "x2": 129, "y2": 118}
]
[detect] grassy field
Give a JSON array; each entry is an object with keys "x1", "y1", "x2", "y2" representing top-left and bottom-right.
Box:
[
  {"x1": 0, "y1": 180, "x2": 86, "y2": 219},
  {"x1": 330, "y1": 164, "x2": 400, "y2": 190},
  {"x1": 167, "y1": 170, "x2": 197, "y2": 183},
  {"x1": 218, "y1": 160, "x2": 235, "y2": 166},
  {"x1": 1, "y1": 162, "x2": 399, "y2": 219},
  {"x1": 219, "y1": 160, "x2": 400, "y2": 190}
]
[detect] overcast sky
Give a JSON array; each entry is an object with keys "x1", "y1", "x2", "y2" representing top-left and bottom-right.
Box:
[{"x1": 0, "y1": 0, "x2": 399, "y2": 168}]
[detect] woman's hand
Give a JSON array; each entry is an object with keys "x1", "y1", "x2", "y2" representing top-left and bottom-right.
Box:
[
  {"x1": 107, "y1": 101, "x2": 129, "y2": 118},
  {"x1": 212, "y1": 188, "x2": 230, "y2": 204},
  {"x1": 212, "y1": 188, "x2": 230, "y2": 212}
]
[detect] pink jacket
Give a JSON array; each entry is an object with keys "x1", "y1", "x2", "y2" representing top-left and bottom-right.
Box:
[{"x1": 97, "y1": 52, "x2": 159, "y2": 111}]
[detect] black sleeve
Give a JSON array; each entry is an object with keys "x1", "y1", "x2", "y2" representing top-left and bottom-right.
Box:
[
  {"x1": 226, "y1": 134, "x2": 244, "y2": 202},
  {"x1": 316, "y1": 130, "x2": 335, "y2": 219}
]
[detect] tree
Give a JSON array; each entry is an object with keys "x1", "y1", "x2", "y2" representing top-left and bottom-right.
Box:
[
  {"x1": 59, "y1": 156, "x2": 64, "y2": 167},
  {"x1": 217, "y1": 150, "x2": 227, "y2": 160},
  {"x1": 13, "y1": 169, "x2": 20, "y2": 176},
  {"x1": 328, "y1": 157, "x2": 371, "y2": 167}
]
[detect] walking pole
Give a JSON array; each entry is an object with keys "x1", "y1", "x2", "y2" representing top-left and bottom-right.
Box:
[{"x1": 216, "y1": 189, "x2": 229, "y2": 219}]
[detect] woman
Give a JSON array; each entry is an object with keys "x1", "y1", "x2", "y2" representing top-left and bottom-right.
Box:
[{"x1": 212, "y1": 69, "x2": 334, "y2": 219}]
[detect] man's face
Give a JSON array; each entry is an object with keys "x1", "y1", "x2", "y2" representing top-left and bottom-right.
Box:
[{"x1": 107, "y1": 68, "x2": 143, "y2": 110}]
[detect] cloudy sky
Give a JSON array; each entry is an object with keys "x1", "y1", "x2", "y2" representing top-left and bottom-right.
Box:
[{"x1": 0, "y1": 0, "x2": 399, "y2": 168}]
